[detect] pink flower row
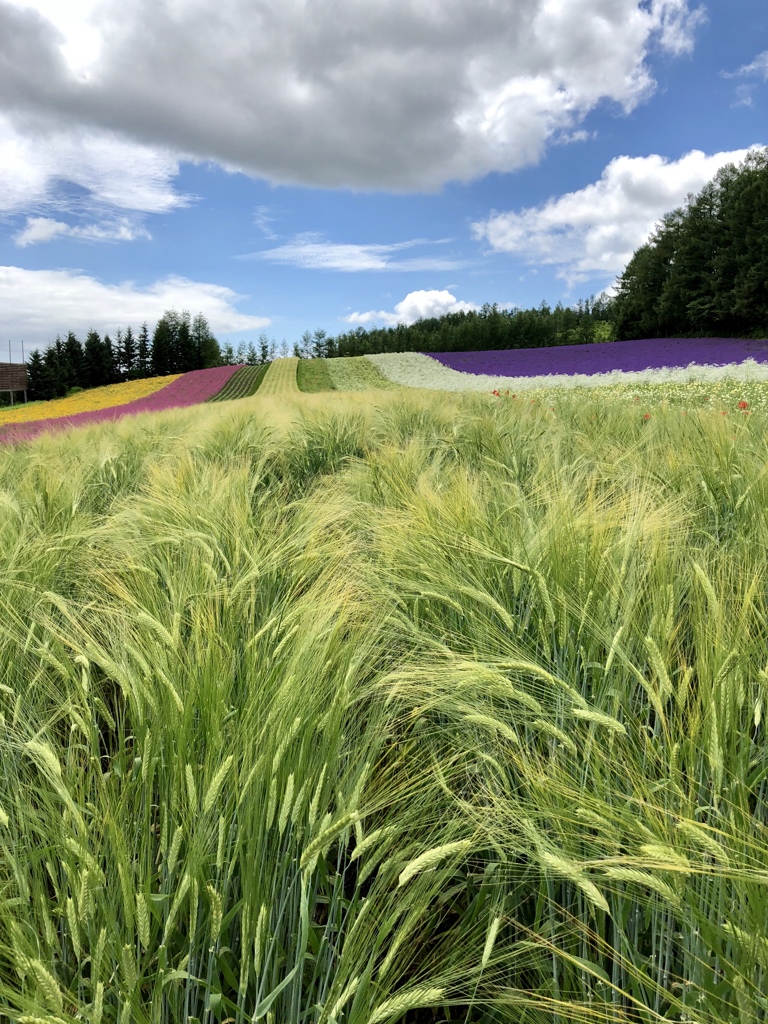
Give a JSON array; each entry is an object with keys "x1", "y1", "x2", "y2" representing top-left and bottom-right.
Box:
[{"x1": 0, "y1": 365, "x2": 244, "y2": 445}]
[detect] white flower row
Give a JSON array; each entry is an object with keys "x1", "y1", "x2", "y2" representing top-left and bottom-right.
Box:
[{"x1": 364, "y1": 352, "x2": 768, "y2": 392}]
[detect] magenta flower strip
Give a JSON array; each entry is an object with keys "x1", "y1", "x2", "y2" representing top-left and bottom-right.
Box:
[{"x1": 0, "y1": 366, "x2": 244, "y2": 445}]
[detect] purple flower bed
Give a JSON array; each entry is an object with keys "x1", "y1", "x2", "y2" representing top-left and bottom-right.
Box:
[
  {"x1": 0, "y1": 365, "x2": 244, "y2": 445},
  {"x1": 424, "y1": 338, "x2": 768, "y2": 377}
]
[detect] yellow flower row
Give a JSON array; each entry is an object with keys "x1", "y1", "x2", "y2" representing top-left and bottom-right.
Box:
[{"x1": 0, "y1": 375, "x2": 182, "y2": 428}]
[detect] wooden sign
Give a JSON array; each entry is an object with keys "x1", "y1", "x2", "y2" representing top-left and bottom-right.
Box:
[{"x1": 0, "y1": 363, "x2": 28, "y2": 392}]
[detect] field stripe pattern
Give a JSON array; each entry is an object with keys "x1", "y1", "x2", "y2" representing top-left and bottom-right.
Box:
[
  {"x1": 366, "y1": 349, "x2": 768, "y2": 393},
  {"x1": 325, "y1": 356, "x2": 398, "y2": 391},
  {"x1": 0, "y1": 365, "x2": 241, "y2": 443},
  {"x1": 0, "y1": 374, "x2": 181, "y2": 428},
  {"x1": 258, "y1": 355, "x2": 300, "y2": 394},
  {"x1": 207, "y1": 363, "x2": 267, "y2": 402}
]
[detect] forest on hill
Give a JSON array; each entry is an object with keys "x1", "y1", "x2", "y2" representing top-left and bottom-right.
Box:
[{"x1": 612, "y1": 147, "x2": 768, "y2": 340}]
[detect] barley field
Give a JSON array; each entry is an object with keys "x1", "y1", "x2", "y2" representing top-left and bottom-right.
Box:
[{"x1": 0, "y1": 387, "x2": 766, "y2": 1023}]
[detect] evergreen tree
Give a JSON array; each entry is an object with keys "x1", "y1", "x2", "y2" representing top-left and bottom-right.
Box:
[
  {"x1": 26, "y1": 349, "x2": 55, "y2": 401},
  {"x1": 176, "y1": 314, "x2": 195, "y2": 372},
  {"x1": 121, "y1": 325, "x2": 137, "y2": 378},
  {"x1": 42, "y1": 338, "x2": 68, "y2": 397},
  {"x1": 102, "y1": 334, "x2": 118, "y2": 384},
  {"x1": 258, "y1": 332, "x2": 270, "y2": 365},
  {"x1": 298, "y1": 330, "x2": 312, "y2": 358},
  {"x1": 311, "y1": 329, "x2": 328, "y2": 359},
  {"x1": 63, "y1": 332, "x2": 85, "y2": 388},
  {"x1": 191, "y1": 313, "x2": 221, "y2": 368},
  {"x1": 83, "y1": 330, "x2": 106, "y2": 388},
  {"x1": 723, "y1": 150, "x2": 768, "y2": 329},
  {"x1": 221, "y1": 343, "x2": 235, "y2": 365},
  {"x1": 136, "y1": 323, "x2": 151, "y2": 377},
  {"x1": 152, "y1": 317, "x2": 175, "y2": 375},
  {"x1": 114, "y1": 328, "x2": 126, "y2": 382}
]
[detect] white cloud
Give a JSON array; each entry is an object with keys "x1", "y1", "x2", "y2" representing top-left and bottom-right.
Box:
[
  {"x1": 732, "y1": 84, "x2": 755, "y2": 108},
  {"x1": 0, "y1": 266, "x2": 270, "y2": 349},
  {"x1": 253, "y1": 205, "x2": 280, "y2": 240},
  {"x1": 14, "y1": 215, "x2": 151, "y2": 246},
  {"x1": 723, "y1": 50, "x2": 768, "y2": 81},
  {"x1": 0, "y1": 113, "x2": 189, "y2": 216},
  {"x1": 471, "y1": 146, "x2": 764, "y2": 286},
  {"x1": 721, "y1": 50, "x2": 768, "y2": 106},
  {"x1": 253, "y1": 234, "x2": 465, "y2": 272},
  {"x1": 0, "y1": 0, "x2": 705, "y2": 192},
  {"x1": 12, "y1": 217, "x2": 69, "y2": 246},
  {"x1": 343, "y1": 289, "x2": 478, "y2": 326},
  {"x1": 649, "y1": 0, "x2": 706, "y2": 55}
]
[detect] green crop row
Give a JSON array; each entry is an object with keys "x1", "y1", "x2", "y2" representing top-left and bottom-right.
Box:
[
  {"x1": 297, "y1": 358, "x2": 336, "y2": 393},
  {"x1": 326, "y1": 356, "x2": 399, "y2": 391},
  {"x1": 208, "y1": 363, "x2": 270, "y2": 402}
]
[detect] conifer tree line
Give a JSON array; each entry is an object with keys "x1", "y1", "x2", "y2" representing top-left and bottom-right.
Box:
[
  {"x1": 314, "y1": 297, "x2": 616, "y2": 357},
  {"x1": 612, "y1": 148, "x2": 768, "y2": 340},
  {"x1": 24, "y1": 310, "x2": 222, "y2": 402}
]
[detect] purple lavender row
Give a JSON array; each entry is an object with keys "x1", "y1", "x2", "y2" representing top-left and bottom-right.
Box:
[
  {"x1": 0, "y1": 365, "x2": 245, "y2": 445},
  {"x1": 424, "y1": 338, "x2": 768, "y2": 378}
]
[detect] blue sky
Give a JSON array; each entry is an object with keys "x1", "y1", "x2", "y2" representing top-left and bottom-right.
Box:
[{"x1": 0, "y1": 0, "x2": 766, "y2": 358}]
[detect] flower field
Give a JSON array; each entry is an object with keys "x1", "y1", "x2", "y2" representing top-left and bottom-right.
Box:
[
  {"x1": 427, "y1": 335, "x2": 768, "y2": 377},
  {"x1": 0, "y1": 365, "x2": 241, "y2": 443},
  {"x1": 0, "y1": 375, "x2": 180, "y2": 429},
  {"x1": 1, "y1": 383, "x2": 767, "y2": 1023},
  {"x1": 366, "y1": 346, "x2": 768, "y2": 398}
]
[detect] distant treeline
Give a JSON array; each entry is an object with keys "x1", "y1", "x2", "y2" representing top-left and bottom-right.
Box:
[
  {"x1": 614, "y1": 148, "x2": 768, "y2": 340},
  {"x1": 23, "y1": 310, "x2": 221, "y2": 402},
  {"x1": 308, "y1": 297, "x2": 616, "y2": 358}
]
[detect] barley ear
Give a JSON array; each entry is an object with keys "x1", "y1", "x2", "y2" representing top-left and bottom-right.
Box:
[{"x1": 398, "y1": 839, "x2": 472, "y2": 887}]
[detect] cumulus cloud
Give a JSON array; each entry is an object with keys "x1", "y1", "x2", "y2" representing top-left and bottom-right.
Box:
[
  {"x1": 471, "y1": 146, "x2": 763, "y2": 286},
  {"x1": 0, "y1": 265, "x2": 270, "y2": 350},
  {"x1": 343, "y1": 289, "x2": 478, "y2": 326},
  {"x1": 1, "y1": 0, "x2": 705, "y2": 192},
  {"x1": 14, "y1": 215, "x2": 151, "y2": 246},
  {"x1": 252, "y1": 234, "x2": 465, "y2": 272},
  {"x1": 3, "y1": 0, "x2": 103, "y2": 78}
]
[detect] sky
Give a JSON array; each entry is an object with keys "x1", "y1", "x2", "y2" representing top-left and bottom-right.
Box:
[{"x1": 0, "y1": 0, "x2": 766, "y2": 358}]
